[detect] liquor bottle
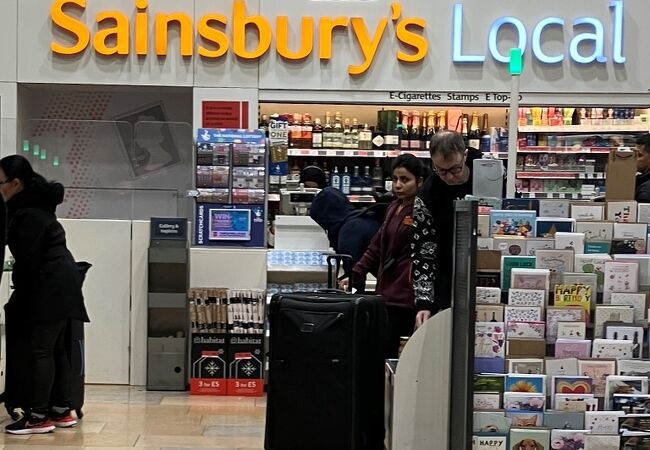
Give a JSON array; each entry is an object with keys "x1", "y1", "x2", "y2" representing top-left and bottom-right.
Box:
[
  {"x1": 372, "y1": 158, "x2": 383, "y2": 189},
  {"x1": 438, "y1": 111, "x2": 447, "y2": 132},
  {"x1": 301, "y1": 113, "x2": 313, "y2": 149},
  {"x1": 410, "y1": 111, "x2": 422, "y2": 149},
  {"x1": 372, "y1": 126, "x2": 385, "y2": 150},
  {"x1": 384, "y1": 174, "x2": 393, "y2": 192},
  {"x1": 351, "y1": 118, "x2": 360, "y2": 149},
  {"x1": 323, "y1": 160, "x2": 330, "y2": 186},
  {"x1": 312, "y1": 117, "x2": 323, "y2": 148},
  {"x1": 341, "y1": 166, "x2": 351, "y2": 195},
  {"x1": 420, "y1": 111, "x2": 428, "y2": 149},
  {"x1": 480, "y1": 114, "x2": 491, "y2": 153},
  {"x1": 290, "y1": 160, "x2": 301, "y2": 181},
  {"x1": 333, "y1": 112, "x2": 344, "y2": 148},
  {"x1": 350, "y1": 166, "x2": 362, "y2": 194},
  {"x1": 323, "y1": 112, "x2": 333, "y2": 148},
  {"x1": 468, "y1": 112, "x2": 481, "y2": 149},
  {"x1": 259, "y1": 114, "x2": 269, "y2": 136},
  {"x1": 331, "y1": 166, "x2": 341, "y2": 190},
  {"x1": 461, "y1": 114, "x2": 470, "y2": 147},
  {"x1": 399, "y1": 111, "x2": 410, "y2": 150},
  {"x1": 384, "y1": 111, "x2": 400, "y2": 150},
  {"x1": 343, "y1": 118, "x2": 352, "y2": 149},
  {"x1": 359, "y1": 123, "x2": 373, "y2": 150},
  {"x1": 290, "y1": 113, "x2": 302, "y2": 148},
  {"x1": 425, "y1": 112, "x2": 435, "y2": 149},
  {"x1": 362, "y1": 165, "x2": 373, "y2": 193}
]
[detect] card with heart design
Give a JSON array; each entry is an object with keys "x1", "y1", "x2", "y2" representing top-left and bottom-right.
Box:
[
  {"x1": 476, "y1": 287, "x2": 502, "y2": 304},
  {"x1": 505, "y1": 306, "x2": 543, "y2": 324},
  {"x1": 508, "y1": 289, "x2": 546, "y2": 307},
  {"x1": 554, "y1": 339, "x2": 592, "y2": 359},
  {"x1": 506, "y1": 321, "x2": 546, "y2": 340},
  {"x1": 551, "y1": 375, "x2": 593, "y2": 408},
  {"x1": 577, "y1": 359, "x2": 616, "y2": 398},
  {"x1": 584, "y1": 411, "x2": 625, "y2": 435}
]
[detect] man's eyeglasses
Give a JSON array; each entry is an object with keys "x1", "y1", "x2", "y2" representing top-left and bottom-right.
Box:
[
  {"x1": 432, "y1": 163, "x2": 464, "y2": 177},
  {"x1": 0, "y1": 180, "x2": 9, "y2": 185}
]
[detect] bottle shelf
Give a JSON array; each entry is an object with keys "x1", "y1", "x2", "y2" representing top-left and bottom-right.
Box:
[
  {"x1": 347, "y1": 195, "x2": 376, "y2": 203},
  {"x1": 517, "y1": 146, "x2": 613, "y2": 154},
  {"x1": 287, "y1": 148, "x2": 429, "y2": 158},
  {"x1": 518, "y1": 124, "x2": 649, "y2": 133},
  {"x1": 517, "y1": 172, "x2": 606, "y2": 180}
]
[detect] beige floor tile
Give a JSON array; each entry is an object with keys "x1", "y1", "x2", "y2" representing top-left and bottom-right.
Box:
[
  {"x1": 26, "y1": 432, "x2": 140, "y2": 447},
  {"x1": 0, "y1": 446, "x2": 84, "y2": 450},
  {"x1": 161, "y1": 397, "x2": 257, "y2": 407},
  {"x1": 135, "y1": 435, "x2": 263, "y2": 448},
  {"x1": 101, "y1": 421, "x2": 205, "y2": 436},
  {"x1": 200, "y1": 415, "x2": 264, "y2": 426}
]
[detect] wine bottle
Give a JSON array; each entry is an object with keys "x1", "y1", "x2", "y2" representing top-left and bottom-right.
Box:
[
  {"x1": 480, "y1": 114, "x2": 491, "y2": 153},
  {"x1": 384, "y1": 111, "x2": 400, "y2": 150},
  {"x1": 289, "y1": 113, "x2": 302, "y2": 148},
  {"x1": 362, "y1": 165, "x2": 373, "y2": 193},
  {"x1": 372, "y1": 159, "x2": 383, "y2": 189},
  {"x1": 343, "y1": 118, "x2": 352, "y2": 149},
  {"x1": 301, "y1": 113, "x2": 313, "y2": 149},
  {"x1": 323, "y1": 160, "x2": 330, "y2": 186},
  {"x1": 350, "y1": 166, "x2": 362, "y2": 194},
  {"x1": 399, "y1": 111, "x2": 410, "y2": 150},
  {"x1": 372, "y1": 126, "x2": 385, "y2": 150},
  {"x1": 410, "y1": 111, "x2": 422, "y2": 150},
  {"x1": 351, "y1": 118, "x2": 360, "y2": 149},
  {"x1": 468, "y1": 112, "x2": 480, "y2": 149},
  {"x1": 461, "y1": 114, "x2": 470, "y2": 147},
  {"x1": 341, "y1": 166, "x2": 351, "y2": 195},
  {"x1": 312, "y1": 117, "x2": 323, "y2": 148},
  {"x1": 323, "y1": 112, "x2": 333, "y2": 148},
  {"x1": 333, "y1": 112, "x2": 344, "y2": 148},
  {"x1": 359, "y1": 123, "x2": 373, "y2": 150},
  {"x1": 437, "y1": 111, "x2": 447, "y2": 132}
]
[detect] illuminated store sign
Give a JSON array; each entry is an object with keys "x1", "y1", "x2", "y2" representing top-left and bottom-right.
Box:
[{"x1": 50, "y1": 0, "x2": 626, "y2": 75}]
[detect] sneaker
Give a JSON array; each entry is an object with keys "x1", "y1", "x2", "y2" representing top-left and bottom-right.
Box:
[
  {"x1": 5, "y1": 416, "x2": 55, "y2": 435},
  {"x1": 49, "y1": 411, "x2": 78, "y2": 428}
]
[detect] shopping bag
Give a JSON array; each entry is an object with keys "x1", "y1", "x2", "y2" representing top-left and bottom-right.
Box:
[
  {"x1": 605, "y1": 148, "x2": 637, "y2": 201},
  {"x1": 473, "y1": 158, "x2": 504, "y2": 199}
]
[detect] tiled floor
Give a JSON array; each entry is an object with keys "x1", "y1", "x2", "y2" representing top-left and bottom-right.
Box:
[{"x1": 0, "y1": 385, "x2": 266, "y2": 449}]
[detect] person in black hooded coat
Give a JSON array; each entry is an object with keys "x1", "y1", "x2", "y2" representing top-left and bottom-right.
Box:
[
  {"x1": 0, "y1": 155, "x2": 89, "y2": 435},
  {"x1": 310, "y1": 187, "x2": 389, "y2": 278}
]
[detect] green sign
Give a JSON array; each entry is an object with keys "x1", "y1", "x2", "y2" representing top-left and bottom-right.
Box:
[{"x1": 509, "y1": 48, "x2": 523, "y2": 76}]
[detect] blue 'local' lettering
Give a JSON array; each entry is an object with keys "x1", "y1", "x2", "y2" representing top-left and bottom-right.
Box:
[{"x1": 453, "y1": 0, "x2": 625, "y2": 65}]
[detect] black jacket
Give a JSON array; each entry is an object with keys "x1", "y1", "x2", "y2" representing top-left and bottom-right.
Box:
[
  {"x1": 310, "y1": 187, "x2": 388, "y2": 277},
  {"x1": 5, "y1": 181, "x2": 89, "y2": 324},
  {"x1": 637, "y1": 171, "x2": 650, "y2": 203},
  {"x1": 411, "y1": 148, "x2": 484, "y2": 313}
]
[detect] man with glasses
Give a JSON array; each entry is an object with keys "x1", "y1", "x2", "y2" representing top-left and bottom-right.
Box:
[{"x1": 412, "y1": 131, "x2": 484, "y2": 325}]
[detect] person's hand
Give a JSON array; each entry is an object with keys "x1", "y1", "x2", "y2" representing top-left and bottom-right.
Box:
[
  {"x1": 338, "y1": 278, "x2": 349, "y2": 291},
  {"x1": 415, "y1": 310, "x2": 432, "y2": 327}
]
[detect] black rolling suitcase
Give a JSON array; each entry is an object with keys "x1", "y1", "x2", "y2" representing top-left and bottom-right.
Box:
[{"x1": 265, "y1": 256, "x2": 389, "y2": 450}]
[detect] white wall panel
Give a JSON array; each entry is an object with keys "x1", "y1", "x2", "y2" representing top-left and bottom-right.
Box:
[
  {"x1": 190, "y1": 248, "x2": 266, "y2": 290},
  {"x1": 61, "y1": 219, "x2": 132, "y2": 384},
  {"x1": 129, "y1": 221, "x2": 150, "y2": 386}
]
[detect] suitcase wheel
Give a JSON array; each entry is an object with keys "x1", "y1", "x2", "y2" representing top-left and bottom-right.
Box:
[{"x1": 75, "y1": 408, "x2": 84, "y2": 420}]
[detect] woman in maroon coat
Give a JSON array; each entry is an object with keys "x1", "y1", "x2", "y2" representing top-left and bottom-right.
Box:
[{"x1": 350, "y1": 154, "x2": 425, "y2": 357}]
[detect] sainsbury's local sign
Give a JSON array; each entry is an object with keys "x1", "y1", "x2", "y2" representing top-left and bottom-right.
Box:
[{"x1": 50, "y1": 0, "x2": 626, "y2": 75}]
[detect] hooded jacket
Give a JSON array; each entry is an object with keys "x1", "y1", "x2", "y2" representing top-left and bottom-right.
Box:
[
  {"x1": 310, "y1": 187, "x2": 387, "y2": 277},
  {"x1": 411, "y1": 148, "x2": 484, "y2": 313},
  {"x1": 5, "y1": 180, "x2": 89, "y2": 324}
]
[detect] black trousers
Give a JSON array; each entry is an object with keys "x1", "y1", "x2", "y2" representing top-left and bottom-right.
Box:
[
  {"x1": 30, "y1": 320, "x2": 71, "y2": 415},
  {"x1": 386, "y1": 306, "x2": 417, "y2": 359}
]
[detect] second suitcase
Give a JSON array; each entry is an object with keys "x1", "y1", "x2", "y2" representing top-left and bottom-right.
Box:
[{"x1": 265, "y1": 291, "x2": 388, "y2": 450}]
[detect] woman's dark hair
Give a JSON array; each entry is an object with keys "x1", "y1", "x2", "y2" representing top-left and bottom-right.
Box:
[
  {"x1": 391, "y1": 154, "x2": 425, "y2": 180},
  {"x1": 0, "y1": 155, "x2": 63, "y2": 203}
]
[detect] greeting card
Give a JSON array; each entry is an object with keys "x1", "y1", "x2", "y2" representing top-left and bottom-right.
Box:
[
  {"x1": 555, "y1": 232, "x2": 586, "y2": 253},
  {"x1": 474, "y1": 357, "x2": 506, "y2": 374},
  {"x1": 613, "y1": 255, "x2": 650, "y2": 287},
  {"x1": 473, "y1": 392, "x2": 501, "y2": 410},
  {"x1": 574, "y1": 253, "x2": 612, "y2": 293},
  {"x1": 612, "y1": 394, "x2": 650, "y2": 413},
  {"x1": 525, "y1": 238, "x2": 555, "y2": 256},
  {"x1": 506, "y1": 321, "x2": 546, "y2": 340},
  {"x1": 472, "y1": 434, "x2": 507, "y2": 450},
  {"x1": 611, "y1": 238, "x2": 647, "y2": 255},
  {"x1": 620, "y1": 415, "x2": 650, "y2": 435},
  {"x1": 507, "y1": 358, "x2": 545, "y2": 375},
  {"x1": 605, "y1": 375, "x2": 649, "y2": 409},
  {"x1": 502, "y1": 198, "x2": 540, "y2": 213},
  {"x1": 554, "y1": 339, "x2": 592, "y2": 359},
  {"x1": 607, "y1": 200, "x2": 638, "y2": 223},
  {"x1": 475, "y1": 331, "x2": 506, "y2": 358},
  {"x1": 476, "y1": 321, "x2": 506, "y2": 334},
  {"x1": 546, "y1": 307, "x2": 586, "y2": 343},
  {"x1": 503, "y1": 392, "x2": 545, "y2": 412},
  {"x1": 595, "y1": 305, "x2": 635, "y2": 337},
  {"x1": 604, "y1": 325, "x2": 644, "y2": 359},
  {"x1": 490, "y1": 210, "x2": 537, "y2": 237},
  {"x1": 576, "y1": 221, "x2": 614, "y2": 242},
  {"x1": 543, "y1": 411, "x2": 585, "y2": 431},
  {"x1": 536, "y1": 249, "x2": 575, "y2": 273},
  {"x1": 536, "y1": 217, "x2": 576, "y2": 238},
  {"x1": 476, "y1": 304, "x2": 505, "y2": 323},
  {"x1": 505, "y1": 306, "x2": 543, "y2": 324},
  {"x1": 473, "y1": 374, "x2": 506, "y2": 393},
  {"x1": 618, "y1": 360, "x2": 650, "y2": 378},
  {"x1": 476, "y1": 286, "x2": 502, "y2": 305},
  {"x1": 509, "y1": 428, "x2": 550, "y2": 450},
  {"x1": 584, "y1": 241, "x2": 612, "y2": 254},
  {"x1": 549, "y1": 429, "x2": 589, "y2": 450},
  {"x1": 577, "y1": 359, "x2": 617, "y2": 397},
  {"x1": 603, "y1": 260, "x2": 639, "y2": 303},
  {"x1": 555, "y1": 393, "x2": 598, "y2": 412},
  {"x1": 501, "y1": 256, "x2": 537, "y2": 290},
  {"x1": 592, "y1": 338, "x2": 634, "y2": 360},
  {"x1": 477, "y1": 237, "x2": 494, "y2": 251},
  {"x1": 562, "y1": 272, "x2": 599, "y2": 297},
  {"x1": 511, "y1": 269, "x2": 551, "y2": 299},
  {"x1": 639, "y1": 203, "x2": 650, "y2": 224},
  {"x1": 539, "y1": 200, "x2": 570, "y2": 218},
  {"x1": 505, "y1": 374, "x2": 546, "y2": 395},
  {"x1": 554, "y1": 284, "x2": 592, "y2": 315},
  {"x1": 473, "y1": 411, "x2": 509, "y2": 433},
  {"x1": 583, "y1": 434, "x2": 620, "y2": 450},
  {"x1": 493, "y1": 236, "x2": 527, "y2": 256},
  {"x1": 478, "y1": 214, "x2": 490, "y2": 237},
  {"x1": 571, "y1": 203, "x2": 605, "y2": 221},
  {"x1": 557, "y1": 322, "x2": 587, "y2": 340},
  {"x1": 505, "y1": 411, "x2": 544, "y2": 428},
  {"x1": 508, "y1": 289, "x2": 546, "y2": 307},
  {"x1": 584, "y1": 411, "x2": 625, "y2": 434},
  {"x1": 552, "y1": 375, "x2": 593, "y2": 410}
]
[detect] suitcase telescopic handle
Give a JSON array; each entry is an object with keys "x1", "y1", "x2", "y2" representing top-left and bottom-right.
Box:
[{"x1": 326, "y1": 254, "x2": 353, "y2": 292}]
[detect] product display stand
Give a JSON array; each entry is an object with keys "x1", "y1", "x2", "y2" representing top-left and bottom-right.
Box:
[{"x1": 392, "y1": 309, "x2": 451, "y2": 450}]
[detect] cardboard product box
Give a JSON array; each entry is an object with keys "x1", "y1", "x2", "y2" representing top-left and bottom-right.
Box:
[
  {"x1": 190, "y1": 333, "x2": 228, "y2": 395},
  {"x1": 605, "y1": 148, "x2": 637, "y2": 201},
  {"x1": 227, "y1": 334, "x2": 264, "y2": 396}
]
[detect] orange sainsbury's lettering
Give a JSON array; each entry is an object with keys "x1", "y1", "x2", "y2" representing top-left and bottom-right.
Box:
[
  {"x1": 396, "y1": 17, "x2": 427, "y2": 63},
  {"x1": 198, "y1": 14, "x2": 229, "y2": 58},
  {"x1": 50, "y1": 0, "x2": 90, "y2": 55},
  {"x1": 49, "y1": 0, "x2": 429, "y2": 73}
]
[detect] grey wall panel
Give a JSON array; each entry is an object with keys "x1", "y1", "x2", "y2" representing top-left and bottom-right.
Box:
[{"x1": 0, "y1": 0, "x2": 17, "y2": 82}]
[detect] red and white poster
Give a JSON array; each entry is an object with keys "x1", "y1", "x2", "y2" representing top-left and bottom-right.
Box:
[{"x1": 202, "y1": 101, "x2": 249, "y2": 129}]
